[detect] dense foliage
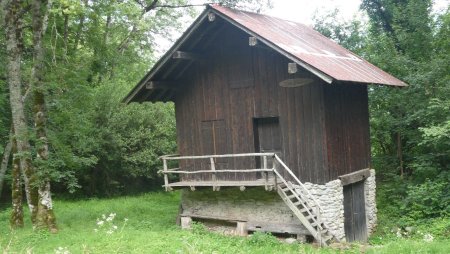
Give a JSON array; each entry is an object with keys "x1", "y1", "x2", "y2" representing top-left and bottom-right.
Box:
[
  {"x1": 315, "y1": 0, "x2": 449, "y2": 231},
  {"x1": 0, "y1": 0, "x2": 272, "y2": 201}
]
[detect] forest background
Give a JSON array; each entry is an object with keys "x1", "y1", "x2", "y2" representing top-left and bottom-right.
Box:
[{"x1": 0, "y1": 0, "x2": 448, "y2": 239}]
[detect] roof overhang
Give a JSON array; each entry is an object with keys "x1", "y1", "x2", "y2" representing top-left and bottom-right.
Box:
[{"x1": 123, "y1": 5, "x2": 407, "y2": 104}]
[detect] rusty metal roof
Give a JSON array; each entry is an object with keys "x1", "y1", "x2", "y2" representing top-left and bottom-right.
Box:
[
  {"x1": 123, "y1": 5, "x2": 406, "y2": 103},
  {"x1": 211, "y1": 5, "x2": 406, "y2": 86}
]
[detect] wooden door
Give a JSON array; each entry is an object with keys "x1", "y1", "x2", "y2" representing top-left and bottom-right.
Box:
[
  {"x1": 343, "y1": 180, "x2": 368, "y2": 242},
  {"x1": 253, "y1": 117, "x2": 281, "y2": 170}
]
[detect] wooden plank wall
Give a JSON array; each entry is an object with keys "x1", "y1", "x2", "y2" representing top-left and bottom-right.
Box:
[
  {"x1": 174, "y1": 24, "x2": 370, "y2": 184},
  {"x1": 323, "y1": 84, "x2": 371, "y2": 180}
]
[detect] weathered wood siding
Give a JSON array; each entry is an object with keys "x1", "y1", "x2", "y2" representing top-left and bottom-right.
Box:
[
  {"x1": 174, "y1": 24, "x2": 370, "y2": 184},
  {"x1": 323, "y1": 84, "x2": 371, "y2": 180}
]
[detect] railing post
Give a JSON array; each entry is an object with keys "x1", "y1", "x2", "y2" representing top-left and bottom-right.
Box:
[
  {"x1": 263, "y1": 155, "x2": 268, "y2": 190},
  {"x1": 273, "y1": 156, "x2": 278, "y2": 188},
  {"x1": 210, "y1": 157, "x2": 217, "y2": 191},
  {"x1": 163, "y1": 158, "x2": 169, "y2": 191},
  {"x1": 316, "y1": 206, "x2": 322, "y2": 246}
]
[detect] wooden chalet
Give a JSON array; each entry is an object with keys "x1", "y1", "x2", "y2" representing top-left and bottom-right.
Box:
[{"x1": 124, "y1": 5, "x2": 406, "y2": 245}]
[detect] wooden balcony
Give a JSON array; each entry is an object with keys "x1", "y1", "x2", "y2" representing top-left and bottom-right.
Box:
[{"x1": 160, "y1": 153, "x2": 278, "y2": 191}]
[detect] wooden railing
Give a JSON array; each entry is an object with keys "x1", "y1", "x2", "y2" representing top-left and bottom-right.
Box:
[
  {"x1": 160, "y1": 153, "x2": 275, "y2": 191},
  {"x1": 160, "y1": 152, "x2": 333, "y2": 244}
]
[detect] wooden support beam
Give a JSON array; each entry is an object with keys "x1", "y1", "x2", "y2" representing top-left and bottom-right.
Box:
[
  {"x1": 172, "y1": 51, "x2": 203, "y2": 61},
  {"x1": 249, "y1": 36, "x2": 258, "y2": 46},
  {"x1": 339, "y1": 168, "x2": 371, "y2": 186},
  {"x1": 145, "y1": 81, "x2": 178, "y2": 90},
  {"x1": 208, "y1": 12, "x2": 216, "y2": 22},
  {"x1": 288, "y1": 63, "x2": 298, "y2": 74}
]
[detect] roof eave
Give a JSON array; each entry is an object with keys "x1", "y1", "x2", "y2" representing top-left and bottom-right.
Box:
[{"x1": 122, "y1": 7, "x2": 213, "y2": 104}]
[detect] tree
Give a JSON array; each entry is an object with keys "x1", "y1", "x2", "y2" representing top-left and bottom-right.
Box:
[
  {"x1": 30, "y1": 0, "x2": 57, "y2": 232},
  {"x1": 4, "y1": 0, "x2": 39, "y2": 227},
  {"x1": 1, "y1": 0, "x2": 271, "y2": 230}
]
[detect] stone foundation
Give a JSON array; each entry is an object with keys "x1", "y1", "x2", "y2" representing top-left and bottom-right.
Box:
[
  {"x1": 180, "y1": 171, "x2": 377, "y2": 240},
  {"x1": 364, "y1": 169, "x2": 377, "y2": 234},
  {"x1": 296, "y1": 180, "x2": 345, "y2": 241},
  {"x1": 181, "y1": 188, "x2": 310, "y2": 235}
]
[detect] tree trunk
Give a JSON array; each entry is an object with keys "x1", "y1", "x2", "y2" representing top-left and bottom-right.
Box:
[
  {"x1": 0, "y1": 129, "x2": 13, "y2": 197},
  {"x1": 31, "y1": 0, "x2": 57, "y2": 232},
  {"x1": 10, "y1": 137, "x2": 24, "y2": 228},
  {"x1": 63, "y1": 12, "x2": 69, "y2": 55},
  {"x1": 73, "y1": 0, "x2": 88, "y2": 51},
  {"x1": 397, "y1": 132, "x2": 404, "y2": 178},
  {"x1": 5, "y1": 0, "x2": 40, "y2": 225}
]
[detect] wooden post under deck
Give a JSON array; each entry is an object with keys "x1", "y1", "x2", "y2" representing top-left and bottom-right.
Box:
[
  {"x1": 263, "y1": 155, "x2": 268, "y2": 190},
  {"x1": 210, "y1": 157, "x2": 217, "y2": 191},
  {"x1": 163, "y1": 158, "x2": 169, "y2": 191}
]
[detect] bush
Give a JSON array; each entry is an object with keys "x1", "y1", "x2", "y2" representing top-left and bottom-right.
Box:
[
  {"x1": 247, "y1": 232, "x2": 279, "y2": 246},
  {"x1": 400, "y1": 179, "x2": 449, "y2": 222}
]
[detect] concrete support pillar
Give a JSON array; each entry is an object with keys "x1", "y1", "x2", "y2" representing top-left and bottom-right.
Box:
[
  {"x1": 236, "y1": 221, "x2": 248, "y2": 236},
  {"x1": 297, "y1": 234, "x2": 307, "y2": 243},
  {"x1": 181, "y1": 216, "x2": 192, "y2": 229}
]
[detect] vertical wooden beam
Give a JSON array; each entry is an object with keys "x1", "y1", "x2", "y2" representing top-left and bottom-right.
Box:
[
  {"x1": 316, "y1": 206, "x2": 322, "y2": 246},
  {"x1": 210, "y1": 157, "x2": 217, "y2": 191},
  {"x1": 163, "y1": 158, "x2": 169, "y2": 191},
  {"x1": 263, "y1": 156, "x2": 268, "y2": 190},
  {"x1": 273, "y1": 157, "x2": 278, "y2": 188}
]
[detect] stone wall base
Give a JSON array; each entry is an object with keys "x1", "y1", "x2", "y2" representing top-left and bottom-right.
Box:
[{"x1": 180, "y1": 171, "x2": 377, "y2": 241}]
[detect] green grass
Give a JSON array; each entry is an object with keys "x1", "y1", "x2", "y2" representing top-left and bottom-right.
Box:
[{"x1": 0, "y1": 192, "x2": 448, "y2": 253}]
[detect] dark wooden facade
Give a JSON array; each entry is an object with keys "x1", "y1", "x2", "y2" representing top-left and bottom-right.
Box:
[{"x1": 173, "y1": 24, "x2": 371, "y2": 184}]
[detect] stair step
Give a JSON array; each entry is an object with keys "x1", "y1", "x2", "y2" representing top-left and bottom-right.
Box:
[
  {"x1": 300, "y1": 207, "x2": 313, "y2": 213},
  {"x1": 281, "y1": 187, "x2": 290, "y2": 192},
  {"x1": 304, "y1": 214, "x2": 317, "y2": 221},
  {"x1": 293, "y1": 201, "x2": 305, "y2": 206},
  {"x1": 287, "y1": 194, "x2": 297, "y2": 199}
]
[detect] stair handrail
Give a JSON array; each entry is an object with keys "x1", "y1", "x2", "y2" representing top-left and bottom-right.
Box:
[{"x1": 273, "y1": 154, "x2": 325, "y2": 217}]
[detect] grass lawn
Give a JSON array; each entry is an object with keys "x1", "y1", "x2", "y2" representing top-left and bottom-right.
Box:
[{"x1": 0, "y1": 192, "x2": 448, "y2": 253}]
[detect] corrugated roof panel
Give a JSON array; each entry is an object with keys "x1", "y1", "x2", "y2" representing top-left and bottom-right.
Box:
[{"x1": 211, "y1": 5, "x2": 407, "y2": 86}]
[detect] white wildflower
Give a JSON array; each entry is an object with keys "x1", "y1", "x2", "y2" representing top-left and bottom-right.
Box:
[
  {"x1": 124, "y1": 218, "x2": 128, "y2": 222},
  {"x1": 113, "y1": 225, "x2": 118, "y2": 230},
  {"x1": 106, "y1": 230, "x2": 114, "y2": 234},
  {"x1": 106, "y1": 213, "x2": 116, "y2": 222},
  {"x1": 423, "y1": 233, "x2": 434, "y2": 242},
  {"x1": 102, "y1": 214, "x2": 106, "y2": 219},
  {"x1": 97, "y1": 220, "x2": 104, "y2": 226},
  {"x1": 93, "y1": 228, "x2": 98, "y2": 232},
  {"x1": 54, "y1": 246, "x2": 70, "y2": 254}
]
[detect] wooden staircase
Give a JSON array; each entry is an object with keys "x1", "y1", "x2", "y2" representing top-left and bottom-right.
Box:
[{"x1": 272, "y1": 155, "x2": 339, "y2": 246}]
